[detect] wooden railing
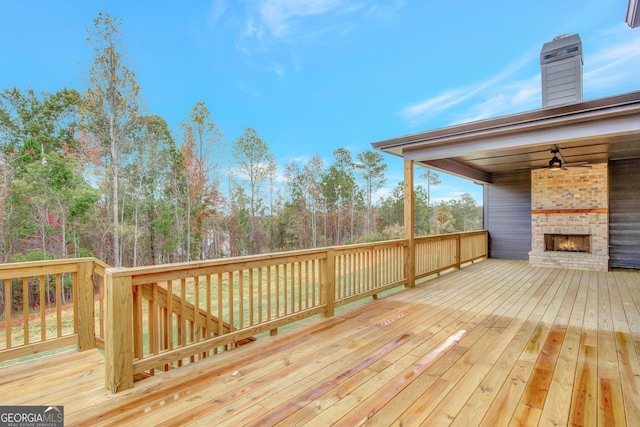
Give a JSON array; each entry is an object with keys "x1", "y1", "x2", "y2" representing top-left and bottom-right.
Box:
[
  {"x1": 105, "y1": 249, "x2": 329, "y2": 391},
  {"x1": 415, "y1": 230, "x2": 488, "y2": 279},
  {"x1": 459, "y1": 230, "x2": 489, "y2": 264},
  {"x1": 104, "y1": 231, "x2": 487, "y2": 392},
  {"x1": 333, "y1": 240, "x2": 407, "y2": 306},
  {"x1": 0, "y1": 258, "x2": 105, "y2": 362},
  {"x1": 0, "y1": 231, "x2": 488, "y2": 389}
]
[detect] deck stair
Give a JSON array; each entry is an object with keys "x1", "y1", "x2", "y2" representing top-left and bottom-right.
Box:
[{"x1": 138, "y1": 282, "x2": 255, "y2": 348}]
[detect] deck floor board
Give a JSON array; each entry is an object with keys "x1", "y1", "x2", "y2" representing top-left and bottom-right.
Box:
[{"x1": 2, "y1": 259, "x2": 639, "y2": 427}]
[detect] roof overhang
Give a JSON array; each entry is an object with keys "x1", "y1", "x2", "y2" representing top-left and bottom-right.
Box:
[
  {"x1": 372, "y1": 91, "x2": 640, "y2": 184},
  {"x1": 628, "y1": 0, "x2": 640, "y2": 28}
]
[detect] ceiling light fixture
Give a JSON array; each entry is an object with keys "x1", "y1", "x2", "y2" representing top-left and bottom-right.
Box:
[{"x1": 549, "y1": 150, "x2": 563, "y2": 171}]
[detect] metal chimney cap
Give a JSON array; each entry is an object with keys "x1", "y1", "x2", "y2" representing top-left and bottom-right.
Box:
[{"x1": 540, "y1": 33, "x2": 582, "y2": 65}]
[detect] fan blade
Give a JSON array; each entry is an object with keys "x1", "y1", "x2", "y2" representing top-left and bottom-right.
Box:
[{"x1": 563, "y1": 161, "x2": 590, "y2": 167}]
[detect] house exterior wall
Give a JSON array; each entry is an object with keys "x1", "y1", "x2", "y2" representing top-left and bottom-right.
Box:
[
  {"x1": 609, "y1": 158, "x2": 640, "y2": 268},
  {"x1": 529, "y1": 163, "x2": 609, "y2": 271},
  {"x1": 484, "y1": 171, "x2": 531, "y2": 260}
]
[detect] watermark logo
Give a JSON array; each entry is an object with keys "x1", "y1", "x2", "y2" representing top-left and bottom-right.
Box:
[{"x1": 0, "y1": 406, "x2": 64, "y2": 427}]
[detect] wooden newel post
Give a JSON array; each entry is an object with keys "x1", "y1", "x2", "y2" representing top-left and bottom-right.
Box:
[
  {"x1": 484, "y1": 231, "x2": 489, "y2": 259},
  {"x1": 77, "y1": 260, "x2": 96, "y2": 352},
  {"x1": 104, "y1": 268, "x2": 134, "y2": 393},
  {"x1": 323, "y1": 250, "x2": 336, "y2": 318}
]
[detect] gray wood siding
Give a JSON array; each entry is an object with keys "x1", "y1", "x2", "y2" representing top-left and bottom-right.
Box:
[
  {"x1": 541, "y1": 56, "x2": 582, "y2": 107},
  {"x1": 609, "y1": 159, "x2": 640, "y2": 268},
  {"x1": 484, "y1": 171, "x2": 531, "y2": 260}
]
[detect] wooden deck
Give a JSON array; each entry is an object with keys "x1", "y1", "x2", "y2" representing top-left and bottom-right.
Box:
[{"x1": 2, "y1": 259, "x2": 639, "y2": 426}]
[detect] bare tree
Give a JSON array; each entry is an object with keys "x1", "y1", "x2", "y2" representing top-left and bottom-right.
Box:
[
  {"x1": 180, "y1": 101, "x2": 225, "y2": 260},
  {"x1": 80, "y1": 13, "x2": 140, "y2": 267},
  {"x1": 232, "y1": 128, "x2": 276, "y2": 254}
]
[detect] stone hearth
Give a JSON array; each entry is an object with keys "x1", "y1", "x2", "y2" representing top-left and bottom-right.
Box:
[{"x1": 528, "y1": 163, "x2": 608, "y2": 271}]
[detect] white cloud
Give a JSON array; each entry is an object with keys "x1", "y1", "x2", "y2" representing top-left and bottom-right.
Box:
[
  {"x1": 259, "y1": 0, "x2": 346, "y2": 38},
  {"x1": 365, "y1": 0, "x2": 405, "y2": 24},
  {"x1": 452, "y1": 75, "x2": 541, "y2": 124},
  {"x1": 237, "y1": 81, "x2": 261, "y2": 97},
  {"x1": 400, "y1": 89, "x2": 468, "y2": 127},
  {"x1": 268, "y1": 61, "x2": 286, "y2": 76},
  {"x1": 226, "y1": 162, "x2": 283, "y2": 182},
  {"x1": 208, "y1": 0, "x2": 227, "y2": 26},
  {"x1": 235, "y1": 0, "x2": 401, "y2": 76},
  {"x1": 288, "y1": 154, "x2": 313, "y2": 164},
  {"x1": 430, "y1": 194, "x2": 463, "y2": 205},
  {"x1": 511, "y1": 76, "x2": 541, "y2": 106},
  {"x1": 399, "y1": 26, "x2": 640, "y2": 128},
  {"x1": 245, "y1": 16, "x2": 263, "y2": 39},
  {"x1": 431, "y1": 185, "x2": 482, "y2": 204},
  {"x1": 400, "y1": 49, "x2": 536, "y2": 127},
  {"x1": 583, "y1": 25, "x2": 640, "y2": 94},
  {"x1": 273, "y1": 169, "x2": 288, "y2": 184},
  {"x1": 373, "y1": 186, "x2": 391, "y2": 201}
]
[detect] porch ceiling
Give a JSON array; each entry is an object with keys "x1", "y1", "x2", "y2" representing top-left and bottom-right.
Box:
[{"x1": 372, "y1": 91, "x2": 640, "y2": 183}]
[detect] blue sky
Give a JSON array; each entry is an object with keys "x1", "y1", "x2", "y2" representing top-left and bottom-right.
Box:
[{"x1": 1, "y1": 1, "x2": 639, "y2": 205}]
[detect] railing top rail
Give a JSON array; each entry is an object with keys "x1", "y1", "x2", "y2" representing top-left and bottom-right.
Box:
[
  {"x1": 108, "y1": 233, "x2": 486, "y2": 281},
  {"x1": 331, "y1": 238, "x2": 408, "y2": 254},
  {"x1": 415, "y1": 230, "x2": 487, "y2": 241},
  {"x1": 108, "y1": 247, "x2": 332, "y2": 280},
  {"x1": 0, "y1": 257, "x2": 99, "y2": 272},
  {"x1": 0, "y1": 257, "x2": 107, "y2": 280},
  {"x1": 456, "y1": 230, "x2": 488, "y2": 236},
  {"x1": 108, "y1": 238, "x2": 412, "y2": 283},
  {"x1": 0, "y1": 232, "x2": 484, "y2": 280},
  {"x1": 93, "y1": 259, "x2": 112, "y2": 270}
]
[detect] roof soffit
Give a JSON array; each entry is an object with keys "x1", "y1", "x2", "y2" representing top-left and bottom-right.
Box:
[{"x1": 377, "y1": 92, "x2": 640, "y2": 158}]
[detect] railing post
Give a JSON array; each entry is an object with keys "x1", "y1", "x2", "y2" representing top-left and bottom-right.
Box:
[
  {"x1": 456, "y1": 234, "x2": 462, "y2": 269},
  {"x1": 77, "y1": 260, "x2": 96, "y2": 351},
  {"x1": 323, "y1": 250, "x2": 335, "y2": 318},
  {"x1": 484, "y1": 230, "x2": 489, "y2": 258},
  {"x1": 104, "y1": 269, "x2": 133, "y2": 393}
]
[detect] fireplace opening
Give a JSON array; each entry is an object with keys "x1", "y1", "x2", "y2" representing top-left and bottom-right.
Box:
[{"x1": 544, "y1": 234, "x2": 591, "y2": 253}]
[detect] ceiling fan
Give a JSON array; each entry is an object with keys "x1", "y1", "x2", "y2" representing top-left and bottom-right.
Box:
[{"x1": 548, "y1": 148, "x2": 591, "y2": 171}]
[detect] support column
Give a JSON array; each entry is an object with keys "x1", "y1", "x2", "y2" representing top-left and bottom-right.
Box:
[{"x1": 404, "y1": 160, "x2": 415, "y2": 288}]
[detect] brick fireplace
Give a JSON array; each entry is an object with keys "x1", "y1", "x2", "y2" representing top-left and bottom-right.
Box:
[{"x1": 528, "y1": 163, "x2": 609, "y2": 271}]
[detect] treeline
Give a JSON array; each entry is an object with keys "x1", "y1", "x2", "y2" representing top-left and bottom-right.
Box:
[{"x1": 0, "y1": 13, "x2": 482, "y2": 267}]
